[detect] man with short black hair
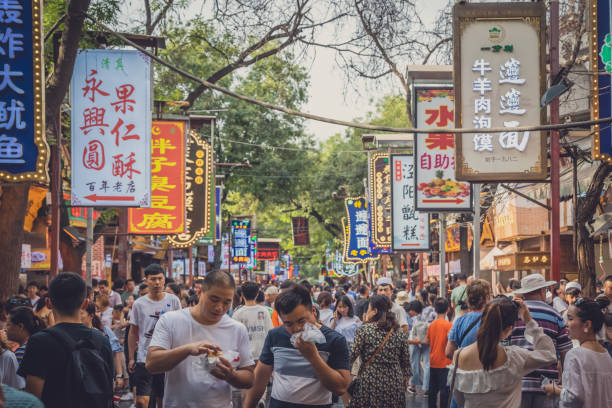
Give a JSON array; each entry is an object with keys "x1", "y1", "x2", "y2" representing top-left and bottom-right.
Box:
[
  {"x1": 129, "y1": 264, "x2": 181, "y2": 408},
  {"x1": 18, "y1": 272, "x2": 114, "y2": 408},
  {"x1": 244, "y1": 285, "x2": 350, "y2": 408},
  {"x1": 354, "y1": 285, "x2": 370, "y2": 321},
  {"x1": 376, "y1": 277, "x2": 409, "y2": 332},
  {"x1": 146, "y1": 271, "x2": 254, "y2": 407},
  {"x1": 25, "y1": 282, "x2": 39, "y2": 308},
  {"x1": 450, "y1": 274, "x2": 468, "y2": 317},
  {"x1": 121, "y1": 279, "x2": 136, "y2": 304},
  {"x1": 233, "y1": 282, "x2": 274, "y2": 363},
  {"x1": 99, "y1": 280, "x2": 122, "y2": 308}
]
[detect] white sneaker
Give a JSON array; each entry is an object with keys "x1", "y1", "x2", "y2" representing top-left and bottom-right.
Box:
[
  {"x1": 128, "y1": 404, "x2": 136, "y2": 408},
  {"x1": 120, "y1": 392, "x2": 133, "y2": 401}
]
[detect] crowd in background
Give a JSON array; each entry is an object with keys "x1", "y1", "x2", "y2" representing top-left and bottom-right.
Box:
[{"x1": 0, "y1": 270, "x2": 612, "y2": 408}]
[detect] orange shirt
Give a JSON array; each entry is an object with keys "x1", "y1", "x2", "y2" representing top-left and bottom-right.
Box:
[
  {"x1": 427, "y1": 318, "x2": 453, "y2": 368},
  {"x1": 271, "y1": 309, "x2": 281, "y2": 328}
]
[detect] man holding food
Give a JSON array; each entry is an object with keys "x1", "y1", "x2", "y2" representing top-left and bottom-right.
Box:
[{"x1": 146, "y1": 271, "x2": 255, "y2": 407}]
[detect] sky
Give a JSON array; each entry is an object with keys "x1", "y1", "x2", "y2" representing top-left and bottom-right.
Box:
[{"x1": 120, "y1": 0, "x2": 448, "y2": 141}]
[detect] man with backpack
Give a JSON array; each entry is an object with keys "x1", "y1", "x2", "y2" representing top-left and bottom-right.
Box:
[{"x1": 18, "y1": 272, "x2": 115, "y2": 408}]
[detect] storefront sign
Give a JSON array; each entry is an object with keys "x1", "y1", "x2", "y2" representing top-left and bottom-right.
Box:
[
  {"x1": 232, "y1": 220, "x2": 251, "y2": 264},
  {"x1": 71, "y1": 50, "x2": 152, "y2": 206},
  {"x1": 343, "y1": 197, "x2": 379, "y2": 263},
  {"x1": 591, "y1": 0, "x2": 612, "y2": 161},
  {"x1": 494, "y1": 254, "x2": 515, "y2": 271},
  {"x1": 167, "y1": 131, "x2": 213, "y2": 247},
  {"x1": 495, "y1": 251, "x2": 550, "y2": 271},
  {"x1": 333, "y1": 249, "x2": 358, "y2": 276},
  {"x1": 390, "y1": 155, "x2": 430, "y2": 251},
  {"x1": 414, "y1": 88, "x2": 471, "y2": 211},
  {"x1": 453, "y1": 3, "x2": 546, "y2": 181},
  {"x1": 368, "y1": 153, "x2": 392, "y2": 247},
  {"x1": 128, "y1": 121, "x2": 185, "y2": 234},
  {"x1": 291, "y1": 217, "x2": 310, "y2": 245},
  {"x1": 0, "y1": 0, "x2": 48, "y2": 183},
  {"x1": 21, "y1": 244, "x2": 31, "y2": 269}
]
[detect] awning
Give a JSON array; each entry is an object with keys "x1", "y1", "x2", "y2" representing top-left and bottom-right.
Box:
[{"x1": 480, "y1": 245, "x2": 513, "y2": 270}]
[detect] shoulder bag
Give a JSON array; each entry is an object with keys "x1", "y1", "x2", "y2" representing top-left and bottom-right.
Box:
[
  {"x1": 448, "y1": 347, "x2": 463, "y2": 408},
  {"x1": 347, "y1": 327, "x2": 394, "y2": 397}
]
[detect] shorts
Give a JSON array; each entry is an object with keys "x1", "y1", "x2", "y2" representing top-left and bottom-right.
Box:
[{"x1": 135, "y1": 362, "x2": 165, "y2": 397}]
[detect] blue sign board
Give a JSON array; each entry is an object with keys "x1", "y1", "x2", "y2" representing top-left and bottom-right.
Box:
[
  {"x1": 0, "y1": 0, "x2": 48, "y2": 182},
  {"x1": 232, "y1": 220, "x2": 250, "y2": 264},
  {"x1": 343, "y1": 197, "x2": 380, "y2": 264},
  {"x1": 592, "y1": 0, "x2": 612, "y2": 161}
]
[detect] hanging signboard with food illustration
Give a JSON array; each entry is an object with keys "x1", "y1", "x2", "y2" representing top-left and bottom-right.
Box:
[{"x1": 414, "y1": 87, "x2": 472, "y2": 211}]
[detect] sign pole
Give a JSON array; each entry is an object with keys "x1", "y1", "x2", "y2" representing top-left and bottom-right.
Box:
[
  {"x1": 473, "y1": 183, "x2": 481, "y2": 279},
  {"x1": 86, "y1": 208, "x2": 93, "y2": 286},
  {"x1": 440, "y1": 214, "x2": 446, "y2": 296},
  {"x1": 189, "y1": 245, "x2": 194, "y2": 287},
  {"x1": 168, "y1": 245, "x2": 173, "y2": 279},
  {"x1": 419, "y1": 252, "x2": 424, "y2": 289},
  {"x1": 550, "y1": 0, "x2": 561, "y2": 282}
]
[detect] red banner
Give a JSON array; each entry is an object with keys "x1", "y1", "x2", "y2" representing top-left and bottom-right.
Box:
[{"x1": 128, "y1": 121, "x2": 185, "y2": 234}]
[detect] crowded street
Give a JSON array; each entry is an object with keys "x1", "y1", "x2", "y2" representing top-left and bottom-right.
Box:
[{"x1": 3, "y1": 0, "x2": 612, "y2": 407}]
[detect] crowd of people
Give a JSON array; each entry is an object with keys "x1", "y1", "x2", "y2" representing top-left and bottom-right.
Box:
[{"x1": 0, "y1": 268, "x2": 612, "y2": 408}]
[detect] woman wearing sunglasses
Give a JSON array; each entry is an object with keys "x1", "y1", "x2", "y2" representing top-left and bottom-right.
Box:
[{"x1": 542, "y1": 297, "x2": 612, "y2": 407}]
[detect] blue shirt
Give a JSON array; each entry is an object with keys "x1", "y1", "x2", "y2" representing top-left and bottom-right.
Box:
[
  {"x1": 103, "y1": 325, "x2": 123, "y2": 353},
  {"x1": 448, "y1": 311, "x2": 482, "y2": 347}
]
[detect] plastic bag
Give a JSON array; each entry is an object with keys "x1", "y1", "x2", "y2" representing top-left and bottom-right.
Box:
[
  {"x1": 192, "y1": 350, "x2": 242, "y2": 381},
  {"x1": 290, "y1": 323, "x2": 326, "y2": 347}
]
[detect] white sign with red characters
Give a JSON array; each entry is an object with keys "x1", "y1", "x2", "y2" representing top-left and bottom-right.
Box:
[
  {"x1": 71, "y1": 50, "x2": 151, "y2": 207},
  {"x1": 414, "y1": 88, "x2": 471, "y2": 211}
]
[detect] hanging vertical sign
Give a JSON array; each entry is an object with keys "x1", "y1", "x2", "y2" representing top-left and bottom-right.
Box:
[
  {"x1": 368, "y1": 153, "x2": 392, "y2": 251},
  {"x1": 128, "y1": 121, "x2": 185, "y2": 234},
  {"x1": 591, "y1": 0, "x2": 612, "y2": 162},
  {"x1": 215, "y1": 186, "x2": 222, "y2": 241},
  {"x1": 167, "y1": 131, "x2": 213, "y2": 247},
  {"x1": 391, "y1": 155, "x2": 430, "y2": 251},
  {"x1": 232, "y1": 220, "x2": 251, "y2": 264},
  {"x1": 453, "y1": 3, "x2": 546, "y2": 181},
  {"x1": 71, "y1": 49, "x2": 152, "y2": 206},
  {"x1": 343, "y1": 197, "x2": 380, "y2": 263},
  {"x1": 414, "y1": 88, "x2": 472, "y2": 211},
  {"x1": 291, "y1": 217, "x2": 310, "y2": 245},
  {"x1": 0, "y1": 0, "x2": 48, "y2": 183}
]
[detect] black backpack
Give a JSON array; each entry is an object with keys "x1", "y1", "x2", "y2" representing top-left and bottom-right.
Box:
[{"x1": 46, "y1": 326, "x2": 114, "y2": 408}]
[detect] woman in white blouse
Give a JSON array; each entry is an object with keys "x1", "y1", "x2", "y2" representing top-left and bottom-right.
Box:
[
  {"x1": 448, "y1": 296, "x2": 556, "y2": 408},
  {"x1": 542, "y1": 297, "x2": 612, "y2": 407},
  {"x1": 330, "y1": 295, "x2": 362, "y2": 344}
]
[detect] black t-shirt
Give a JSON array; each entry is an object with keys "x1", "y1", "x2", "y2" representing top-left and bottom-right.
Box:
[{"x1": 17, "y1": 322, "x2": 114, "y2": 408}]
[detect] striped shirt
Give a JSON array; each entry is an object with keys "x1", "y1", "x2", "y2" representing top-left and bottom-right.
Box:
[
  {"x1": 509, "y1": 300, "x2": 572, "y2": 393},
  {"x1": 14, "y1": 343, "x2": 26, "y2": 364}
]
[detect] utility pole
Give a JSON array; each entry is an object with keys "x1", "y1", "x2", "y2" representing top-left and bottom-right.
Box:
[
  {"x1": 86, "y1": 208, "x2": 93, "y2": 286},
  {"x1": 550, "y1": 0, "x2": 561, "y2": 282},
  {"x1": 440, "y1": 214, "x2": 446, "y2": 296},
  {"x1": 473, "y1": 183, "x2": 481, "y2": 279}
]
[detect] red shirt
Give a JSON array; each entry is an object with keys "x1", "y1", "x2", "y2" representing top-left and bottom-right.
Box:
[{"x1": 427, "y1": 318, "x2": 452, "y2": 368}]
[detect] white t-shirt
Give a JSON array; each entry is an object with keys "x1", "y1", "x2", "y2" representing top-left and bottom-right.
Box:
[
  {"x1": 391, "y1": 302, "x2": 409, "y2": 328},
  {"x1": 319, "y1": 308, "x2": 334, "y2": 327},
  {"x1": 131, "y1": 293, "x2": 181, "y2": 363},
  {"x1": 0, "y1": 350, "x2": 25, "y2": 389},
  {"x1": 232, "y1": 305, "x2": 273, "y2": 360},
  {"x1": 100, "y1": 307, "x2": 113, "y2": 330},
  {"x1": 149, "y1": 309, "x2": 255, "y2": 408}
]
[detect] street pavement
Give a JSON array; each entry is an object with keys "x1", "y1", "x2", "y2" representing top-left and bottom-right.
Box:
[{"x1": 116, "y1": 391, "x2": 429, "y2": 407}]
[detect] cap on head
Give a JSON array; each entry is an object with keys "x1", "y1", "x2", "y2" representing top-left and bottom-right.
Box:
[{"x1": 376, "y1": 277, "x2": 393, "y2": 287}]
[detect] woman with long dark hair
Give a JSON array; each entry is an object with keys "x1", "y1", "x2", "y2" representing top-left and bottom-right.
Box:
[
  {"x1": 330, "y1": 295, "x2": 361, "y2": 344},
  {"x1": 542, "y1": 297, "x2": 612, "y2": 407},
  {"x1": 448, "y1": 297, "x2": 556, "y2": 407},
  {"x1": 33, "y1": 295, "x2": 54, "y2": 328},
  {"x1": 348, "y1": 295, "x2": 410, "y2": 408},
  {"x1": 5, "y1": 307, "x2": 45, "y2": 364}
]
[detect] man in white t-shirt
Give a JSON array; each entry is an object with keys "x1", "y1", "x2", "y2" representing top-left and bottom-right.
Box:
[
  {"x1": 233, "y1": 281, "x2": 274, "y2": 361},
  {"x1": 128, "y1": 264, "x2": 181, "y2": 408},
  {"x1": 146, "y1": 271, "x2": 255, "y2": 408},
  {"x1": 376, "y1": 277, "x2": 409, "y2": 333}
]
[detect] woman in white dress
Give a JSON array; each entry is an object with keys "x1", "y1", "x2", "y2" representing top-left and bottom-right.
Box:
[
  {"x1": 542, "y1": 297, "x2": 612, "y2": 407},
  {"x1": 448, "y1": 296, "x2": 556, "y2": 408}
]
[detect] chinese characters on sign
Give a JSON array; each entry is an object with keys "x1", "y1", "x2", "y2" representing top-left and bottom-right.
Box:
[
  {"x1": 0, "y1": 0, "x2": 48, "y2": 182},
  {"x1": 414, "y1": 88, "x2": 471, "y2": 211},
  {"x1": 453, "y1": 3, "x2": 546, "y2": 181},
  {"x1": 167, "y1": 130, "x2": 214, "y2": 248},
  {"x1": 342, "y1": 197, "x2": 380, "y2": 263},
  {"x1": 232, "y1": 220, "x2": 251, "y2": 264},
  {"x1": 128, "y1": 121, "x2": 185, "y2": 234},
  {"x1": 291, "y1": 217, "x2": 310, "y2": 246},
  {"x1": 390, "y1": 155, "x2": 430, "y2": 251},
  {"x1": 368, "y1": 153, "x2": 392, "y2": 251},
  {"x1": 591, "y1": 0, "x2": 612, "y2": 162},
  {"x1": 332, "y1": 250, "x2": 358, "y2": 277},
  {"x1": 71, "y1": 50, "x2": 151, "y2": 206}
]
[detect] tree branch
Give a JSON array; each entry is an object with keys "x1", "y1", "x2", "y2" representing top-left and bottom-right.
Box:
[
  {"x1": 148, "y1": 0, "x2": 176, "y2": 35},
  {"x1": 421, "y1": 37, "x2": 451, "y2": 65}
]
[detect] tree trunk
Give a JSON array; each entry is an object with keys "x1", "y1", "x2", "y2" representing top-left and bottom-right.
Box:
[
  {"x1": 576, "y1": 161, "x2": 612, "y2": 297},
  {"x1": 0, "y1": 184, "x2": 31, "y2": 299}
]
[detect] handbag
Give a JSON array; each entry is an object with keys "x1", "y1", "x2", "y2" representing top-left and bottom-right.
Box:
[
  {"x1": 448, "y1": 347, "x2": 463, "y2": 408},
  {"x1": 347, "y1": 328, "x2": 394, "y2": 397}
]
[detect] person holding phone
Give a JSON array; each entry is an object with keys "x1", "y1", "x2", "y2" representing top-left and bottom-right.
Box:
[{"x1": 448, "y1": 297, "x2": 557, "y2": 407}]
